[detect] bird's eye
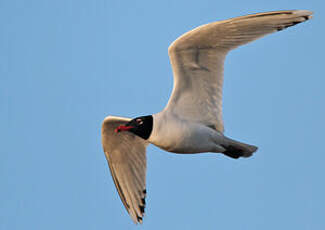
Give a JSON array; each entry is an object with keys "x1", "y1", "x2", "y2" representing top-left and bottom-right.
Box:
[{"x1": 136, "y1": 119, "x2": 143, "y2": 125}]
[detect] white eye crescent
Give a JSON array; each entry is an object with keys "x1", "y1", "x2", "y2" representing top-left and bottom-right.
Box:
[{"x1": 136, "y1": 119, "x2": 143, "y2": 125}]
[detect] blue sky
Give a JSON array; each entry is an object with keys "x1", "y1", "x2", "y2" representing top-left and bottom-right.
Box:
[{"x1": 1, "y1": 0, "x2": 324, "y2": 229}]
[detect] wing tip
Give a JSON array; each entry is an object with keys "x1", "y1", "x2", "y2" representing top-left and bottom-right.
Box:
[
  {"x1": 275, "y1": 10, "x2": 313, "y2": 32},
  {"x1": 292, "y1": 10, "x2": 313, "y2": 22},
  {"x1": 128, "y1": 188, "x2": 147, "y2": 224},
  {"x1": 293, "y1": 10, "x2": 313, "y2": 17}
]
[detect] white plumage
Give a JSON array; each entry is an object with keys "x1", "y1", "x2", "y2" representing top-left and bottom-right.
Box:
[{"x1": 101, "y1": 10, "x2": 312, "y2": 223}]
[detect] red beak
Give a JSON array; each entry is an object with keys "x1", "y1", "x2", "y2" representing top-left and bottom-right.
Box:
[{"x1": 114, "y1": 125, "x2": 135, "y2": 133}]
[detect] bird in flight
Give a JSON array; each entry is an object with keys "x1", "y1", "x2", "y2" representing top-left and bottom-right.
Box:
[{"x1": 101, "y1": 10, "x2": 312, "y2": 223}]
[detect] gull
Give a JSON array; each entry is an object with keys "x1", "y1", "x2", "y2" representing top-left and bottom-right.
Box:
[{"x1": 101, "y1": 10, "x2": 312, "y2": 223}]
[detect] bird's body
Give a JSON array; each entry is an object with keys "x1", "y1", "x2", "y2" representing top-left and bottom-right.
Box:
[
  {"x1": 149, "y1": 112, "x2": 256, "y2": 155},
  {"x1": 149, "y1": 112, "x2": 226, "y2": 153},
  {"x1": 101, "y1": 10, "x2": 313, "y2": 223}
]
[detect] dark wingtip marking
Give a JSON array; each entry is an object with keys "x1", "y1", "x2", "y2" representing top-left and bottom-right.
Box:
[
  {"x1": 141, "y1": 197, "x2": 146, "y2": 205},
  {"x1": 277, "y1": 21, "x2": 303, "y2": 31},
  {"x1": 137, "y1": 216, "x2": 143, "y2": 223},
  {"x1": 139, "y1": 205, "x2": 145, "y2": 213},
  {"x1": 303, "y1": 15, "x2": 312, "y2": 20}
]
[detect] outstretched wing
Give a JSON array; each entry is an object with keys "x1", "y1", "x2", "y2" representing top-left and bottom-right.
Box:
[
  {"x1": 165, "y1": 10, "x2": 312, "y2": 132},
  {"x1": 101, "y1": 116, "x2": 148, "y2": 223}
]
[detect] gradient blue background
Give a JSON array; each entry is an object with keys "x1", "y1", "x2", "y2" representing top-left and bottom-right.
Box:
[{"x1": 1, "y1": 0, "x2": 323, "y2": 229}]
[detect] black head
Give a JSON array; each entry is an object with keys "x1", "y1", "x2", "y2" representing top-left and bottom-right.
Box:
[{"x1": 115, "y1": 115, "x2": 153, "y2": 140}]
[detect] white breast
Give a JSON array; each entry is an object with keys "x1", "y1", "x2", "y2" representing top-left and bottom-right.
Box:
[{"x1": 148, "y1": 111, "x2": 225, "y2": 153}]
